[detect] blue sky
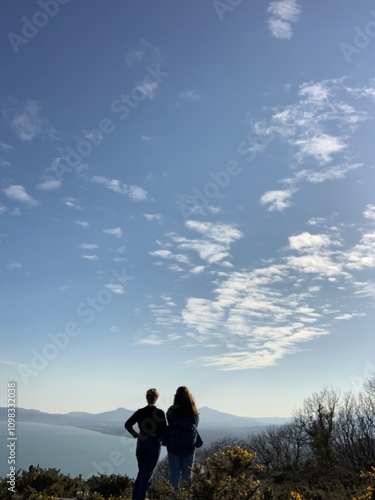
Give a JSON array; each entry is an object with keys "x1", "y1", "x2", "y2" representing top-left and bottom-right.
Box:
[{"x1": 1, "y1": 0, "x2": 375, "y2": 418}]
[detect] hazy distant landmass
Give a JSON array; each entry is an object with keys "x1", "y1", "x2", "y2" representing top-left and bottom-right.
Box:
[
  {"x1": 0, "y1": 406, "x2": 290, "y2": 443},
  {"x1": 0, "y1": 407, "x2": 290, "y2": 480}
]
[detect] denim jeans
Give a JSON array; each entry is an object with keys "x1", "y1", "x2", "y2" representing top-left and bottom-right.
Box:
[
  {"x1": 133, "y1": 435, "x2": 161, "y2": 500},
  {"x1": 168, "y1": 452, "x2": 195, "y2": 491}
]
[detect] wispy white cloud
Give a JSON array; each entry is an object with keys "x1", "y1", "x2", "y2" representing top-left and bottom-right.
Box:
[
  {"x1": 176, "y1": 197, "x2": 224, "y2": 218},
  {"x1": 3, "y1": 184, "x2": 40, "y2": 206},
  {"x1": 141, "y1": 211, "x2": 375, "y2": 370},
  {"x1": 334, "y1": 312, "x2": 365, "y2": 321},
  {"x1": 81, "y1": 254, "x2": 98, "y2": 261},
  {"x1": 255, "y1": 78, "x2": 367, "y2": 156},
  {"x1": 36, "y1": 179, "x2": 62, "y2": 191},
  {"x1": 363, "y1": 204, "x2": 375, "y2": 222},
  {"x1": 345, "y1": 232, "x2": 375, "y2": 270},
  {"x1": 353, "y1": 281, "x2": 375, "y2": 299},
  {"x1": 143, "y1": 213, "x2": 162, "y2": 223},
  {"x1": 124, "y1": 39, "x2": 162, "y2": 66},
  {"x1": 292, "y1": 162, "x2": 363, "y2": 183},
  {"x1": 0, "y1": 141, "x2": 13, "y2": 151},
  {"x1": 185, "y1": 220, "x2": 243, "y2": 245},
  {"x1": 346, "y1": 78, "x2": 375, "y2": 102},
  {"x1": 78, "y1": 243, "x2": 99, "y2": 250},
  {"x1": 145, "y1": 297, "x2": 181, "y2": 334},
  {"x1": 150, "y1": 221, "x2": 243, "y2": 270},
  {"x1": 260, "y1": 189, "x2": 293, "y2": 212},
  {"x1": 63, "y1": 197, "x2": 82, "y2": 210},
  {"x1": 103, "y1": 227, "x2": 123, "y2": 238},
  {"x1": 149, "y1": 249, "x2": 190, "y2": 265},
  {"x1": 135, "y1": 81, "x2": 159, "y2": 100},
  {"x1": 174, "y1": 240, "x2": 229, "y2": 266},
  {"x1": 191, "y1": 265, "x2": 205, "y2": 275},
  {"x1": 91, "y1": 175, "x2": 148, "y2": 201},
  {"x1": 287, "y1": 231, "x2": 345, "y2": 278},
  {"x1": 294, "y1": 134, "x2": 347, "y2": 164},
  {"x1": 172, "y1": 223, "x2": 242, "y2": 267},
  {"x1": 288, "y1": 232, "x2": 335, "y2": 252},
  {"x1": 178, "y1": 90, "x2": 201, "y2": 102},
  {"x1": 257, "y1": 77, "x2": 371, "y2": 212},
  {"x1": 180, "y1": 263, "x2": 330, "y2": 370},
  {"x1": 286, "y1": 253, "x2": 344, "y2": 278},
  {"x1": 182, "y1": 298, "x2": 224, "y2": 334},
  {"x1": 298, "y1": 81, "x2": 334, "y2": 102},
  {"x1": 74, "y1": 220, "x2": 89, "y2": 229},
  {"x1": 6, "y1": 261, "x2": 22, "y2": 270},
  {"x1": 3, "y1": 99, "x2": 57, "y2": 141},
  {"x1": 127, "y1": 185, "x2": 149, "y2": 201},
  {"x1": 104, "y1": 283, "x2": 125, "y2": 294},
  {"x1": 267, "y1": 0, "x2": 301, "y2": 39},
  {"x1": 137, "y1": 334, "x2": 165, "y2": 345}
]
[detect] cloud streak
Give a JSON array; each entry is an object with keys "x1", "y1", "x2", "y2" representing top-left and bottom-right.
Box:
[
  {"x1": 141, "y1": 208, "x2": 375, "y2": 370},
  {"x1": 267, "y1": 0, "x2": 301, "y2": 39},
  {"x1": 255, "y1": 77, "x2": 371, "y2": 211},
  {"x1": 3, "y1": 185, "x2": 39, "y2": 206},
  {"x1": 91, "y1": 175, "x2": 148, "y2": 201},
  {"x1": 3, "y1": 99, "x2": 57, "y2": 141}
]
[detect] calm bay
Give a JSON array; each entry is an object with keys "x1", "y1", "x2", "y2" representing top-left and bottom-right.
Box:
[{"x1": 0, "y1": 421, "x2": 163, "y2": 479}]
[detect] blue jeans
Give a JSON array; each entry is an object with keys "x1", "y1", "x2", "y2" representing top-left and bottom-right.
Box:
[
  {"x1": 168, "y1": 452, "x2": 195, "y2": 491},
  {"x1": 133, "y1": 435, "x2": 161, "y2": 500}
]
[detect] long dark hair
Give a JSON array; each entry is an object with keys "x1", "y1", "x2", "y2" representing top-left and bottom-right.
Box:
[{"x1": 171, "y1": 386, "x2": 198, "y2": 417}]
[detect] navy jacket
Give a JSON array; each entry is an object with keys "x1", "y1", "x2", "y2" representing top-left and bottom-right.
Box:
[{"x1": 166, "y1": 407, "x2": 199, "y2": 456}]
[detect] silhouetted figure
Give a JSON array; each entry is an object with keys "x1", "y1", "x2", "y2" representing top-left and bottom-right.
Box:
[
  {"x1": 166, "y1": 386, "x2": 199, "y2": 492},
  {"x1": 125, "y1": 388, "x2": 166, "y2": 500}
]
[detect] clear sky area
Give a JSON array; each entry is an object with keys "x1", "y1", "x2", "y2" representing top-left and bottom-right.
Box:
[{"x1": 0, "y1": 0, "x2": 374, "y2": 418}]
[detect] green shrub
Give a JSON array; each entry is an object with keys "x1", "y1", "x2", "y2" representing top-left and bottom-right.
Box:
[
  {"x1": 0, "y1": 465, "x2": 83, "y2": 499},
  {"x1": 0, "y1": 466, "x2": 133, "y2": 500},
  {"x1": 86, "y1": 473, "x2": 133, "y2": 498}
]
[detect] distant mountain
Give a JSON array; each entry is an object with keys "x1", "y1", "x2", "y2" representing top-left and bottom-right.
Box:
[
  {"x1": 65, "y1": 407, "x2": 134, "y2": 422},
  {"x1": 197, "y1": 407, "x2": 290, "y2": 446},
  {"x1": 198, "y1": 406, "x2": 289, "y2": 428},
  {"x1": 0, "y1": 407, "x2": 133, "y2": 436},
  {"x1": 0, "y1": 406, "x2": 290, "y2": 443}
]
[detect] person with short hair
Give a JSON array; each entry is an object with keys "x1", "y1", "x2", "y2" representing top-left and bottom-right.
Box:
[
  {"x1": 125, "y1": 388, "x2": 167, "y2": 500},
  {"x1": 166, "y1": 386, "x2": 199, "y2": 492}
]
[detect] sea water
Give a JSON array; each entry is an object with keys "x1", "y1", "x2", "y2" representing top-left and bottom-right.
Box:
[{"x1": 0, "y1": 421, "x2": 166, "y2": 479}]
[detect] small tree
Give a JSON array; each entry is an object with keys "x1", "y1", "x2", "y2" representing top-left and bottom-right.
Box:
[{"x1": 296, "y1": 387, "x2": 340, "y2": 469}]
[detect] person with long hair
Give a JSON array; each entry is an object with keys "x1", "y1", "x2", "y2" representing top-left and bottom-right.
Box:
[
  {"x1": 125, "y1": 388, "x2": 167, "y2": 500},
  {"x1": 166, "y1": 386, "x2": 199, "y2": 492}
]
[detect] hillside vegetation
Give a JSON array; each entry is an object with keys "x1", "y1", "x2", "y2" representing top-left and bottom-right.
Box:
[{"x1": 1, "y1": 378, "x2": 374, "y2": 499}]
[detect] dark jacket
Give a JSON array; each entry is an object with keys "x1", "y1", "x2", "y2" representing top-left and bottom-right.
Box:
[
  {"x1": 166, "y1": 407, "x2": 199, "y2": 456},
  {"x1": 125, "y1": 405, "x2": 167, "y2": 441}
]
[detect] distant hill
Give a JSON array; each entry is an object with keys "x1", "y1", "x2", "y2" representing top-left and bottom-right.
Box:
[
  {"x1": 0, "y1": 406, "x2": 290, "y2": 443},
  {"x1": 0, "y1": 407, "x2": 133, "y2": 436},
  {"x1": 198, "y1": 406, "x2": 289, "y2": 427}
]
